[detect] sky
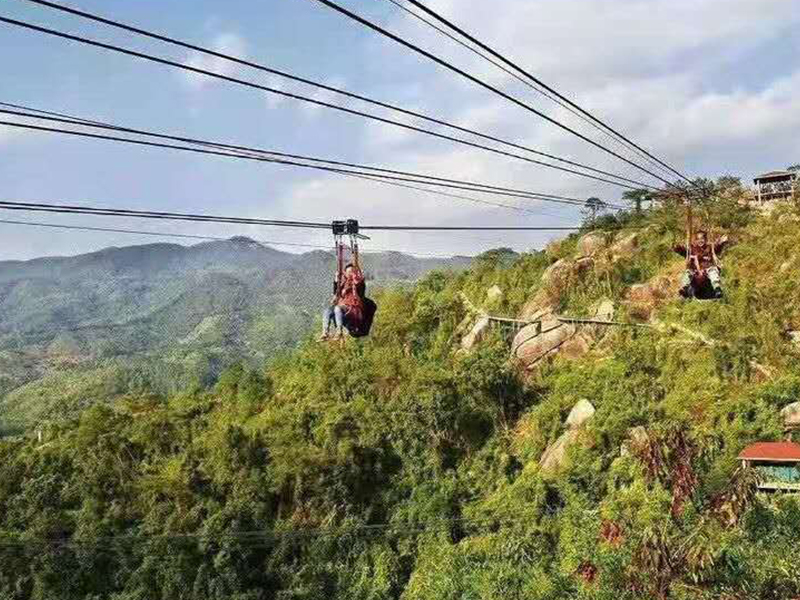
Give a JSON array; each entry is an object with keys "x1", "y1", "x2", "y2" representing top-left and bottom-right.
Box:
[{"x1": 1, "y1": 0, "x2": 799, "y2": 260}]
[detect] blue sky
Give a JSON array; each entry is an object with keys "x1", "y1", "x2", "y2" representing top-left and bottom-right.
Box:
[{"x1": 1, "y1": 0, "x2": 799, "y2": 260}]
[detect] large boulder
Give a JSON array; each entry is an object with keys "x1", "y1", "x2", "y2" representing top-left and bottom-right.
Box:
[
  {"x1": 520, "y1": 290, "x2": 554, "y2": 321},
  {"x1": 625, "y1": 272, "x2": 681, "y2": 321},
  {"x1": 512, "y1": 317, "x2": 577, "y2": 368},
  {"x1": 461, "y1": 316, "x2": 491, "y2": 351},
  {"x1": 566, "y1": 398, "x2": 596, "y2": 428},
  {"x1": 541, "y1": 259, "x2": 574, "y2": 288},
  {"x1": 540, "y1": 399, "x2": 596, "y2": 474},
  {"x1": 540, "y1": 429, "x2": 578, "y2": 473},
  {"x1": 513, "y1": 303, "x2": 613, "y2": 369},
  {"x1": 781, "y1": 402, "x2": 800, "y2": 429},
  {"x1": 559, "y1": 334, "x2": 593, "y2": 361},
  {"x1": 576, "y1": 232, "x2": 607, "y2": 257},
  {"x1": 592, "y1": 299, "x2": 615, "y2": 322},
  {"x1": 610, "y1": 232, "x2": 639, "y2": 262},
  {"x1": 575, "y1": 256, "x2": 595, "y2": 273}
]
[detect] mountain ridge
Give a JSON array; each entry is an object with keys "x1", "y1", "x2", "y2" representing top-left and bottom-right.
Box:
[{"x1": 0, "y1": 235, "x2": 472, "y2": 424}]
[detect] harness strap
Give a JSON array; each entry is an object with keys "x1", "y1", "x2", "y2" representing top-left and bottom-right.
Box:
[
  {"x1": 335, "y1": 236, "x2": 345, "y2": 296},
  {"x1": 350, "y1": 234, "x2": 361, "y2": 272}
]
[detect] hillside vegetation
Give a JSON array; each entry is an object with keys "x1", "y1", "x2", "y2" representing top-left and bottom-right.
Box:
[
  {"x1": 0, "y1": 239, "x2": 468, "y2": 430},
  {"x1": 2, "y1": 182, "x2": 800, "y2": 599}
]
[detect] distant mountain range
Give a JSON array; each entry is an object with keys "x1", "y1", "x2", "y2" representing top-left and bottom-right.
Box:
[{"x1": 0, "y1": 237, "x2": 471, "y2": 430}]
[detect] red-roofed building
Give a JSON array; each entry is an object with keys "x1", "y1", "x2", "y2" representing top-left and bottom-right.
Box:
[{"x1": 739, "y1": 442, "x2": 800, "y2": 491}]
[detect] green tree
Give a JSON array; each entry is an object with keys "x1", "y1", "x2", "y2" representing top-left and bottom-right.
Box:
[
  {"x1": 582, "y1": 197, "x2": 606, "y2": 225},
  {"x1": 622, "y1": 188, "x2": 655, "y2": 212}
]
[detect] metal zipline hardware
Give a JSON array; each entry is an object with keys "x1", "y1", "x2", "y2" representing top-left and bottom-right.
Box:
[
  {"x1": 332, "y1": 220, "x2": 368, "y2": 299},
  {"x1": 331, "y1": 219, "x2": 369, "y2": 239}
]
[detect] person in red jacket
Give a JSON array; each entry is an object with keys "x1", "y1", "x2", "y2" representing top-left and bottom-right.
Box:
[
  {"x1": 674, "y1": 230, "x2": 729, "y2": 299},
  {"x1": 320, "y1": 263, "x2": 365, "y2": 340}
]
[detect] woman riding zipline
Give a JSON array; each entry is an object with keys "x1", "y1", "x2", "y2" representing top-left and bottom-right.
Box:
[{"x1": 320, "y1": 220, "x2": 376, "y2": 341}]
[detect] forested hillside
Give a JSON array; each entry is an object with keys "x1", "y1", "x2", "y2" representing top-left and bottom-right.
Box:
[
  {"x1": 0, "y1": 238, "x2": 468, "y2": 430},
  {"x1": 2, "y1": 184, "x2": 800, "y2": 599}
]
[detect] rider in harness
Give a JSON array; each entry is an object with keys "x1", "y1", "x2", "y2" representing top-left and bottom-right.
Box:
[
  {"x1": 320, "y1": 220, "x2": 377, "y2": 341},
  {"x1": 321, "y1": 262, "x2": 366, "y2": 341},
  {"x1": 674, "y1": 229, "x2": 729, "y2": 299}
]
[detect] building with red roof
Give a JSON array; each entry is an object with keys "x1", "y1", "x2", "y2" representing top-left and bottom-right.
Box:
[{"x1": 739, "y1": 441, "x2": 800, "y2": 491}]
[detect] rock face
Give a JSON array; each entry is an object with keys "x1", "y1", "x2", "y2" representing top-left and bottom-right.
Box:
[
  {"x1": 781, "y1": 402, "x2": 800, "y2": 429},
  {"x1": 566, "y1": 399, "x2": 596, "y2": 428},
  {"x1": 520, "y1": 291, "x2": 554, "y2": 321},
  {"x1": 593, "y1": 299, "x2": 615, "y2": 323},
  {"x1": 534, "y1": 257, "x2": 595, "y2": 310},
  {"x1": 513, "y1": 299, "x2": 616, "y2": 369},
  {"x1": 540, "y1": 399, "x2": 596, "y2": 474},
  {"x1": 512, "y1": 315, "x2": 577, "y2": 367},
  {"x1": 576, "y1": 232, "x2": 607, "y2": 257},
  {"x1": 541, "y1": 259, "x2": 574, "y2": 288},
  {"x1": 461, "y1": 316, "x2": 491, "y2": 351},
  {"x1": 575, "y1": 257, "x2": 595, "y2": 273},
  {"x1": 625, "y1": 272, "x2": 681, "y2": 321},
  {"x1": 610, "y1": 232, "x2": 639, "y2": 262}
]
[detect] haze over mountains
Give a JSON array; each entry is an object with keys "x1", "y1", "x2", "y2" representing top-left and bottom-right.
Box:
[{"x1": 0, "y1": 237, "x2": 470, "y2": 429}]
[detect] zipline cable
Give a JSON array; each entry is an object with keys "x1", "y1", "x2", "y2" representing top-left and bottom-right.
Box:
[
  {"x1": 308, "y1": 0, "x2": 676, "y2": 186},
  {"x1": 0, "y1": 218, "x2": 326, "y2": 248},
  {"x1": 0, "y1": 105, "x2": 599, "y2": 209},
  {"x1": 379, "y1": 0, "x2": 676, "y2": 181},
  {"x1": 0, "y1": 199, "x2": 331, "y2": 229},
  {"x1": 0, "y1": 200, "x2": 644, "y2": 233},
  {"x1": 395, "y1": 0, "x2": 693, "y2": 184},
  {"x1": 0, "y1": 513, "x2": 556, "y2": 549},
  {"x1": 0, "y1": 107, "x2": 582, "y2": 205},
  {"x1": 336, "y1": 170, "x2": 578, "y2": 221},
  {"x1": 0, "y1": 15, "x2": 651, "y2": 191},
  {"x1": 9, "y1": 0, "x2": 657, "y2": 190},
  {"x1": 0, "y1": 217, "x2": 497, "y2": 258},
  {"x1": 361, "y1": 225, "x2": 606, "y2": 231},
  {"x1": 0, "y1": 117, "x2": 625, "y2": 210}
]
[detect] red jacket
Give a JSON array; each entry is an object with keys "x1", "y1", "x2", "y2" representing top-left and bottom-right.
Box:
[
  {"x1": 337, "y1": 269, "x2": 365, "y2": 326},
  {"x1": 674, "y1": 240, "x2": 727, "y2": 271}
]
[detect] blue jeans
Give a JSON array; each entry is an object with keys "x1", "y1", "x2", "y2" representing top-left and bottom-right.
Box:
[{"x1": 323, "y1": 305, "x2": 344, "y2": 336}]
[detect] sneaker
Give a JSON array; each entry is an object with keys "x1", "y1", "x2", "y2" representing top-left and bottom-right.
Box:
[
  {"x1": 318, "y1": 333, "x2": 329, "y2": 342},
  {"x1": 679, "y1": 286, "x2": 693, "y2": 299},
  {"x1": 713, "y1": 288, "x2": 724, "y2": 299}
]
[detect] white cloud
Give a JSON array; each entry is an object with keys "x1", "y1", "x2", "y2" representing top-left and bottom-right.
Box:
[
  {"x1": 364, "y1": 120, "x2": 417, "y2": 148},
  {"x1": 264, "y1": 75, "x2": 287, "y2": 109},
  {"x1": 298, "y1": 77, "x2": 348, "y2": 118},
  {"x1": 264, "y1": 0, "x2": 800, "y2": 257},
  {"x1": 182, "y1": 33, "x2": 248, "y2": 89},
  {"x1": 361, "y1": 0, "x2": 800, "y2": 191},
  {"x1": 655, "y1": 72, "x2": 800, "y2": 149},
  {"x1": 413, "y1": 0, "x2": 799, "y2": 86}
]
